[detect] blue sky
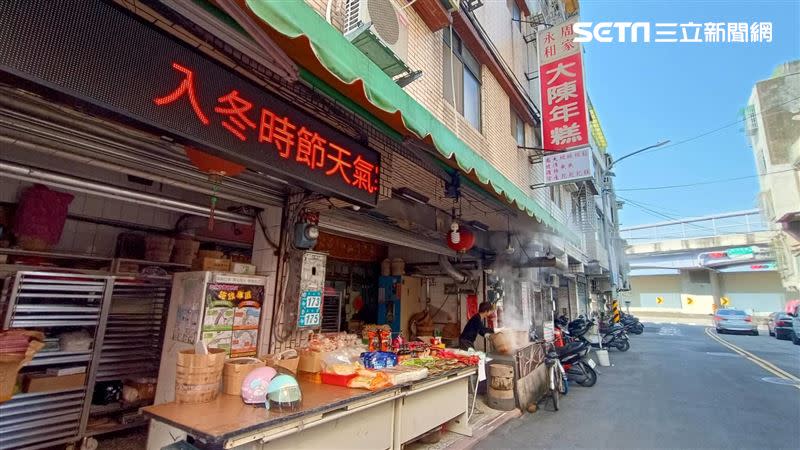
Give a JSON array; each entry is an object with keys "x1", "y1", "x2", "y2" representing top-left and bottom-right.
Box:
[{"x1": 578, "y1": 0, "x2": 800, "y2": 227}]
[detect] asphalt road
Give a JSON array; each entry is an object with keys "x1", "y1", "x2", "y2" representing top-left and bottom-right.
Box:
[
  {"x1": 714, "y1": 328, "x2": 800, "y2": 380},
  {"x1": 475, "y1": 323, "x2": 800, "y2": 450}
]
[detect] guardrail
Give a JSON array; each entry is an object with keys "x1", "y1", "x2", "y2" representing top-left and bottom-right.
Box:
[{"x1": 620, "y1": 210, "x2": 768, "y2": 243}]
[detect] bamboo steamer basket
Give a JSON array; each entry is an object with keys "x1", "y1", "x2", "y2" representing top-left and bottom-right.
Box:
[
  {"x1": 491, "y1": 329, "x2": 528, "y2": 355},
  {"x1": 416, "y1": 325, "x2": 435, "y2": 337},
  {"x1": 145, "y1": 235, "x2": 175, "y2": 262},
  {"x1": 172, "y1": 239, "x2": 200, "y2": 265},
  {"x1": 222, "y1": 358, "x2": 264, "y2": 396},
  {"x1": 175, "y1": 348, "x2": 226, "y2": 404}
]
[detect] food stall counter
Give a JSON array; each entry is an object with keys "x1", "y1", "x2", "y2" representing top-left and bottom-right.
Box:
[{"x1": 143, "y1": 367, "x2": 476, "y2": 450}]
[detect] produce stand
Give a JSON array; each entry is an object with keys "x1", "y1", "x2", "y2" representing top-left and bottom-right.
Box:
[{"x1": 143, "y1": 367, "x2": 475, "y2": 450}]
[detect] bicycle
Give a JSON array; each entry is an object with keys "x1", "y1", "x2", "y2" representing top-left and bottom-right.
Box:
[{"x1": 544, "y1": 349, "x2": 567, "y2": 411}]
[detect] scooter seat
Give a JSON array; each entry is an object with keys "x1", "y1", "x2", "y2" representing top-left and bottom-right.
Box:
[{"x1": 556, "y1": 341, "x2": 584, "y2": 356}]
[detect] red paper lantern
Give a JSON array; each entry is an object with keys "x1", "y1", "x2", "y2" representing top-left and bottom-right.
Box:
[{"x1": 447, "y1": 224, "x2": 475, "y2": 253}]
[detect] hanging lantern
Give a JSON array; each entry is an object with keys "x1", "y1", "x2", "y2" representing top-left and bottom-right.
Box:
[
  {"x1": 447, "y1": 223, "x2": 475, "y2": 253},
  {"x1": 185, "y1": 148, "x2": 246, "y2": 230}
]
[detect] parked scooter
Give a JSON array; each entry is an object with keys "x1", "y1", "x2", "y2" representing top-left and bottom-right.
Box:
[
  {"x1": 621, "y1": 313, "x2": 644, "y2": 335},
  {"x1": 566, "y1": 317, "x2": 630, "y2": 352},
  {"x1": 554, "y1": 339, "x2": 597, "y2": 387},
  {"x1": 597, "y1": 313, "x2": 644, "y2": 335}
]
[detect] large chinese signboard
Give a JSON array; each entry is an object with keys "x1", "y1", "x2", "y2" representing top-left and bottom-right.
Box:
[
  {"x1": 0, "y1": 0, "x2": 379, "y2": 206},
  {"x1": 543, "y1": 148, "x2": 593, "y2": 185},
  {"x1": 537, "y1": 16, "x2": 589, "y2": 152}
]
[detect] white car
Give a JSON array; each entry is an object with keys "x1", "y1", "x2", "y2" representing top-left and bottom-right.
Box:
[{"x1": 714, "y1": 309, "x2": 758, "y2": 335}]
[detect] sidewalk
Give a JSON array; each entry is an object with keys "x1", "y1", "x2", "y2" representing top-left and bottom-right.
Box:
[{"x1": 406, "y1": 397, "x2": 521, "y2": 450}]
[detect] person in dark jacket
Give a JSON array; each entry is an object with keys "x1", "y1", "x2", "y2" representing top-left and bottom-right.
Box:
[{"x1": 459, "y1": 302, "x2": 495, "y2": 350}]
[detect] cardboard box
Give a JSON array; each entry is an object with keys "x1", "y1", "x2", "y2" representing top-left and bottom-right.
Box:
[
  {"x1": 194, "y1": 257, "x2": 231, "y2": 271},
  {"x1": 263, "y1": 353, "x2": 299, "y2": 374},
  {"x1": 298, "y1": 350, "x2": 333, "y2": 373},
  {"x1": 24, "y1": 372, "x2": 86, "y2": 393},
  {"x1": 230, "y1": 262, "x2": 256, "y2": 275}
]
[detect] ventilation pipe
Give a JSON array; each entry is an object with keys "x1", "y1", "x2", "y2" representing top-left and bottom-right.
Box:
[{"x1": 438, "y1": 255, "x2": 472, "y2": 284}]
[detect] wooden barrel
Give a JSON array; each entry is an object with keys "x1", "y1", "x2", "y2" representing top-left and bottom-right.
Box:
[
  {"x1": 222, "y1": 357, "x2": 264, "y2": 396},
  {"x1": 487, "y1": 362, "x2": 515, "y2": 411},
  {"x1": 175, "y1": 348, "x2": 226, "y2": 404},
  {"x1": 489, "y1": 364, "x2": 514, "y2": 391}
]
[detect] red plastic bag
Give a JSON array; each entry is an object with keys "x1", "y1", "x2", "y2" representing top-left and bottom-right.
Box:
[{"x1": 13, "y1": 184, "x2": 73, "y2": 249}]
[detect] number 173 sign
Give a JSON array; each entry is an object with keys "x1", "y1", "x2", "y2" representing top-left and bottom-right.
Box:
[{"x1": 298, "y1": 290, "x2": 323, "y2": 328}]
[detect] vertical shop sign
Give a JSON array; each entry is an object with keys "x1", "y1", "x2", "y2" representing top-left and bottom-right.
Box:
[{"x1": 537, "y1": 16, "x2": 589, "y2": 151}]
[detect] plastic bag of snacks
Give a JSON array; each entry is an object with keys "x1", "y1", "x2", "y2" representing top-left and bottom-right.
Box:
[
  {"x1": 307, "y1": 332, "x2": 362, "y2": 352},
  {"x1": 379, "y1": 365, "x2": 428, "y2": 385},
  {"x1": 360, "y1": 351, "x2": 397, "y2": 369},
  {"x1": 347, "y1": 369, "x2": 391, "y2": 390},
  {"x1": 320, "y1": 349, "x2": 363, "y2": 375}
]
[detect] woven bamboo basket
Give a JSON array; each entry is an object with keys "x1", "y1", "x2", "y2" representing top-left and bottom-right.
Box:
[
  {"x1": 145, "y1": 235, "x2": 175, "y2": 262},
  {"x1": 172, "y1": 239, "x2": 200, "y2": 265},
  {"x1": 175, "y1": 348, "x2": 226, "y2": 404}
]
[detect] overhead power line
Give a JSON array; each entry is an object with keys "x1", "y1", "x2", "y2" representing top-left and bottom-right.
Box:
[
  {"x1": 617, "y1": 195, "x2": 713, "y2": 232},
  {"x1": 629, "y1": 95, "x2": 800, "y2": 160},
  {"x1": 617, "y1": 168, "x2": 798, "y2": 192}
]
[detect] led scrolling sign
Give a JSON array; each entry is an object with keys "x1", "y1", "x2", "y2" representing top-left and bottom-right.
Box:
[
  {"x1": 0, "y1": 0, "x2": 380, "y2": 205},
  {"x1": 153, "y1": 62, "x2": 379, "y2": 196}
]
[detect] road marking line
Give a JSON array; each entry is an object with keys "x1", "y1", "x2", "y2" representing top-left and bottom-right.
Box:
[
  {"x1": 705, "y1": 328, "x2": 800, "y2": 390},
  {"x1": 712, "y1": 332, "x2": 799, "y2": 381}
]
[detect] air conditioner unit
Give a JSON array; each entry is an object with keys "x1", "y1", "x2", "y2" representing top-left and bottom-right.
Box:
[
  {"x1": 547, "y1": 274, "x2": 560, "y2": 288},
  {"x1": 443, "y1": 0, "x2": 461, "y2": 12},
  {"x1": 343, "y1": 0, "x2": 411, "y2": 79}
]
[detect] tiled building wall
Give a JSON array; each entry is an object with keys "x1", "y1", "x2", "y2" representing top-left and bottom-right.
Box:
[
  {"x1": 302, "y1": 1, "x2": 568, "y2": 228},
  {"x1": 0, "y1": 178, "x2": 183, "y2": 257}
]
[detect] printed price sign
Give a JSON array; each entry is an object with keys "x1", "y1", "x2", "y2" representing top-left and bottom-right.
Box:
[{"x1": 298, "y1": 290, "x2": 323, "y2": 328}]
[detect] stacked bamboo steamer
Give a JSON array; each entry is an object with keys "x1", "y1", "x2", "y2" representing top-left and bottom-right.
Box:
[
  {"x1": 175, "y1": 348, "x2": 227, "y2": 403},
  {"x1": 487, "y1": 363, "x2": 515, "y2": 411}
]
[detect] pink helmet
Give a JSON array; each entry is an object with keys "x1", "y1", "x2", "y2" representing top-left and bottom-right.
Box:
[{"x1": 241, "y1": 366, "x2": 277, "y2": 405}]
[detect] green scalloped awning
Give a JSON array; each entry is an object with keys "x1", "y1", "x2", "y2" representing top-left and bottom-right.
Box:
[{"x1": 239, "y1": 0, "x2": 578, "y2": 244}]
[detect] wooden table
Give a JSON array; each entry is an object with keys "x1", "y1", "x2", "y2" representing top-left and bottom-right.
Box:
[{"x1": 143, "y1": 368, "x2": 475, "y2": 449}]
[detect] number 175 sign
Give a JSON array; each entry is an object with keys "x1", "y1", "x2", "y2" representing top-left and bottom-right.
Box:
[{"x1": 298, "y1": 290, "x2": 323, "y2": 328}]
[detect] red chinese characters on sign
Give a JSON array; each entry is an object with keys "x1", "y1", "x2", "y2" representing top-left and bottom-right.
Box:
[
  {"x1": 215, "y1": 90, "x2": 255, "y2": 141},
  {"x1": 537, "y1": 18, "x2": 589, "y2": 152},
  {"x1": 258, "y1": 108, "x2": 296, "y2": 158},
  {"x1": 296, "y1": 127, "x2": 326, "y2": 169},
  {"x1": 154, "y1": 63, "x2": 210, "y2": 125},
  {"x1": 153, "y1": 62, "x2": 378, "y2": 195}
]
